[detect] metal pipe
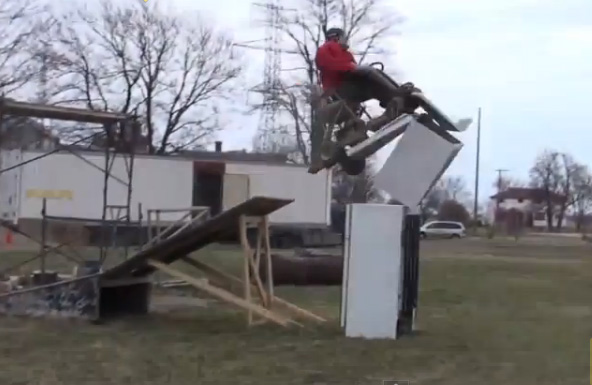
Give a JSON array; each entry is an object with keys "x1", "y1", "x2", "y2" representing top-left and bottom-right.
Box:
[
  {"x1": 472, "y1": 107, "x2": 481, "y2": 230},
  {"x1": 40, "y1": 198, "x2": 47, "y2": 273}
]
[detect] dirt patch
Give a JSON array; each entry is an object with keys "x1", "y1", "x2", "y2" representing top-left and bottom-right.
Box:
[{"x1": 150, "y1": 295, "x2": 208, "y2": 313}]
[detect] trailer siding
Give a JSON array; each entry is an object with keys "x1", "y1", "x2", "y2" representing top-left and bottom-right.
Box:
[
  {"x1": 15, "y1": 151, "x2": 193, "y2": 222},
  {"x1": 4, "y1": 150, "x2": 332, "y2": 228},
  {"x1": 225, "y1": 162, "x2": 331, "y2": 226}
]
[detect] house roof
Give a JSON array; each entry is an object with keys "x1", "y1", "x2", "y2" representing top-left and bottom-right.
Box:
[
  {"x1": 490, "y1": 187, "x2": 566, "y2": 204},
  {"x1": 44, "y1": 145, "x2": 293, "y2": 165},
  {"x1": 0, "y1": 116, "x2": 60, "y2": 147},
  {"x1": 174, "y1": 149, "x2": 289, "y2": 164}
]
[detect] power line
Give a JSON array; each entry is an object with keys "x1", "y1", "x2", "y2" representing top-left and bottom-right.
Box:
[
  {"x1": 252, "y1": 0, "x2": 283, "y2": 151},
  {"x1": 495, "y1": 168, "x2": 509, "y2": 213},
  {"x1": 472, "y1": 107, "x2": 481, "y2": 227}
]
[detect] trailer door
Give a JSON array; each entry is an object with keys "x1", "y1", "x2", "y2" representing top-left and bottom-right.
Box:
[{"x1": 222, "y1": 174, "x2": 249, "y2": 211}]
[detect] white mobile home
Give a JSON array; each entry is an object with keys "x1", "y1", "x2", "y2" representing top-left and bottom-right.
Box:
[{"x1": 0, "y1": 149, "x2": 332, "y2": 228}]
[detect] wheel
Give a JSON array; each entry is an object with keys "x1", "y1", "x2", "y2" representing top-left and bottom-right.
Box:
[
  {"x1": 450, "y1": 233, "x2": 461, "y2": 239},
  {"x1": 339, "y1": 157, "x2": 366, "y2": 176},
  {"x1": 420, "y1": 232, "x2": 426, "y2": 239},
  {"x1": 336, "y1": 148, "x2": 366, "y2": 175}
]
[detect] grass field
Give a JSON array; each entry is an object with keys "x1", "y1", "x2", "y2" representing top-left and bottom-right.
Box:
[{"x1": 0, "y1": 237, "x2": 590, "y2": 385}]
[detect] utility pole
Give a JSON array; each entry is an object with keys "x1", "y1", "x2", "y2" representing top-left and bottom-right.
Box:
[
  {"x1": 472, "y1": 107, "x2": 481, "y2": 229},
  {"x1": 495, "y1": 168, "x2": 509, "y2": 219},
  {"x1": 251, "y1": 2, "x2": 296, "y2": 153},
  {"x1": 253, "y1": 1, "x2": 282, "y2": 150}
]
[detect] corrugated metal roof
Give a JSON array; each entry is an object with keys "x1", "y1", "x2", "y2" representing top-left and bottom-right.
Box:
[
  {"x1": 31, "y1": 145, "x2": 296, "y2": 166},
  {"x1": 173, "y1": 149, "x2": 289, "y2": 163},
  {"x1": 490, "y1": 187, "x2": 566, "y2": 204}
]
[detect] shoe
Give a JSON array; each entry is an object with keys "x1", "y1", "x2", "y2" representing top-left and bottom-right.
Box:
[
  {"x1": 337, "y1": 128, "x2": 368, "y2": 146},
  {"x1": 307, "y1": 162, "x2": 322, "y2": 174},
  {"x1": 365, "y1": 113, "x2": 396, "y2": 132}
]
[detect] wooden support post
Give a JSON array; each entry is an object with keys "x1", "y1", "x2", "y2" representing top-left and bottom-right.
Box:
[
  {"x1": 148, "y1": 260, "x2": 292, "y2": 327},
  {"x1": 238, "y1": 215, "x2": 271, "y2": 325},
  {"x1": 151, "y1": 210, "x2": 326, "y2": 328},
  {"x1": 261, "y1": 216, "x2": 274, "y2": 299},
  {"x1": 180, "y1": 258, "x2": 326, "y2": 324}
]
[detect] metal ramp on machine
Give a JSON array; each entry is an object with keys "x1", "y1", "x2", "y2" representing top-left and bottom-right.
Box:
[{"x1": 340, "y1": 89, "x2": 470, "y2": 169}]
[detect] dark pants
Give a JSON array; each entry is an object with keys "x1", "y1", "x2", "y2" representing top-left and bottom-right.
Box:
[{"x1": 334, "y1": 70, "x2": 396, "y2": 106}]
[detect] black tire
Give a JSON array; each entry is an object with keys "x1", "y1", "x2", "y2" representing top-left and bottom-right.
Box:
[
  {"x1": 420, "y1": 232, "x2": 427, "y2": 239},
  {"x1": 336, "y1": 148, "x2": 366, "y2": 176},
  {"x1": 339, "y1": 157, "x2": 366, "y2": 176},
  {"x1": 450, "y1": 233, "x2": 461, "y2": 239}
]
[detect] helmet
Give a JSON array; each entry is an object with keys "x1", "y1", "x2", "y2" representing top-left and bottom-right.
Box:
[{"x1": 325, "y1": 27, "x2": 344, "y2": 40}]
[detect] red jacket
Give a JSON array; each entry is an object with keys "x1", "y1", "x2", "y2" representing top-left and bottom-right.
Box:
[{"x1": 315, "y1": 40, "x2": 356, "y2": 91}]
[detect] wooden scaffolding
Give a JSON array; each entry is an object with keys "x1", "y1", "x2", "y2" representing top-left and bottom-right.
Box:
[{"x1": 148, "y1": 213, "x2": 326, "y2": 327}]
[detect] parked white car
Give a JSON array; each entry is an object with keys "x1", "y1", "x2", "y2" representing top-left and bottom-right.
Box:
[{"x1": 420, "y1": 221, "x2": 466, "y2": 239}]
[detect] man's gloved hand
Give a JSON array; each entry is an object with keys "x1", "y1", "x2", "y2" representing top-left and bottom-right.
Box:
[
  {"x1": 401, "y1": 82, "x2": 421, "y2": 93},
  {"x1": 352, "y1": 65, "x2": 374, "y2": 74}
]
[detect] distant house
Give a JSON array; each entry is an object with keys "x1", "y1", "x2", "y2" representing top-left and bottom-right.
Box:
[
  {"x1": 0, "y1": 116, "x2": 59, "y2": 151},
  {"x1": 486, "y1": 187, "x2": 566, "y2": 228}
]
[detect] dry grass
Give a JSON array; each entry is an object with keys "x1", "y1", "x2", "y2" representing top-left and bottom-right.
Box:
[{"x1": 0, "y1": 237, "x2": 591, "y2": 385}]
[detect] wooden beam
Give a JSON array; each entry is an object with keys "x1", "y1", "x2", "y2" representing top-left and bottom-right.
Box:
[
  {"x1": 181, "y1": 256, "x2": 326, "y2": 323},
  {"x1": 148, "y1": 260, "x2": 292, "y2": 327},
  {"x1": 100, "y1": 277, "x2": 151, "y2": 288},
  {"x1": 0, "y1": 98, "x2": 132, "y2": 124},
  {"x1": 261, "y1": 216, "x2": 275, "y2": 298},
  {"x1": 241, "y1": 220, "x2": 269, "y2": 307}
]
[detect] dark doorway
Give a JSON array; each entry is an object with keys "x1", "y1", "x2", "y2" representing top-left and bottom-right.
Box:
[{"x1": 193, "y1": 161, "x2": 225, "y2": 216}]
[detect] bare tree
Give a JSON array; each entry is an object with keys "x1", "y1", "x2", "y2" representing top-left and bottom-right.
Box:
[
  {"x1": 253, "y1": 0, "x2": 403, "y2": 163},
  {"x1": 438, "y1": 175, "x2": 471, "y2": 202},
  {"x1": 572, "y1": 167, "x2": 592, "y2": 231},
  {"x1": 45, "y1": 1, "x2": 242, "y2": 153},
  {"x1": 420, "y1": 175, "x2": 471, "y2": 220},
  {"x1": 529, "y1": 149, "x2": 563, "y2": 231},
  {"x1": 437, "y1": 199, "x2": 470, "y2": 224},
  {"x1": 555, "y1": 153, "x2": 581, "y2": 228},
  {"x1": 529, "y1": 150, "x2": 592, "y2": 231},
  {"x1": 494, "y1": 175, "x2": 526, "y2": 192},
  {"x1": 0, "y1": 0, "x2": 48, "y2": 94}
]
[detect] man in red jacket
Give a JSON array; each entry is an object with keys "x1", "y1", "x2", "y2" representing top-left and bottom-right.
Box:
[
  {"x1": 315, "y1": 28, "x2": 357, "y2": 92},
  {"x1": 310, "y1": 28, "x2": 405, "y2": 171}
]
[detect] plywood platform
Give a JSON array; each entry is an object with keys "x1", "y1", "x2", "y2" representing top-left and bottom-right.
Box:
[{"x1": 103, "y1": 197, "x2": 292, "y2": 279}]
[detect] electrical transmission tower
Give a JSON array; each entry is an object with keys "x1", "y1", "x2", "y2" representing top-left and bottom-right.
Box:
[{"x1": 253, "y1": 1, "x2": 285, "y2": 152}]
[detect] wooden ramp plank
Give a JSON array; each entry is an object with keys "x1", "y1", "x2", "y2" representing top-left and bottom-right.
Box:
[
  {"x1": 181, "y1": 256, "x2": 326, "y2": 323},
  {"x1": 148, "y1": 260, "x2": 294, "y2": 327},
  {"x1": 103, "y1": 197, "x2": 293, "y2": 279}
]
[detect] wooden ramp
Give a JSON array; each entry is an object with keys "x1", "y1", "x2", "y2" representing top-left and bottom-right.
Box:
[{"x1": 103, "y1": 196, "x2": 326, "y2": 328}]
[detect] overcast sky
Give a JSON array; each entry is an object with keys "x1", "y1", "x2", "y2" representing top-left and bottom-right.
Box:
[{"x1": 157, "y1": 0, "x2": 592, "y2": 200}]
